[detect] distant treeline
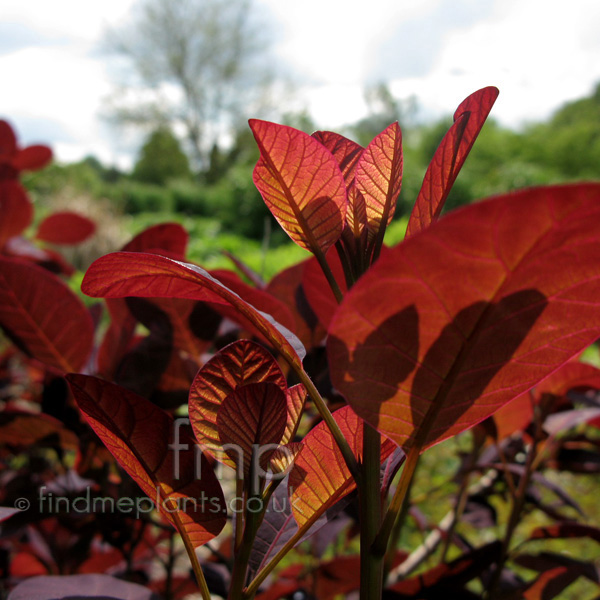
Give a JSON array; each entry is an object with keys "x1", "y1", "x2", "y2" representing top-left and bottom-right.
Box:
[{"x1": 23, "y1": 83, "x2": 600, "y2": 244}]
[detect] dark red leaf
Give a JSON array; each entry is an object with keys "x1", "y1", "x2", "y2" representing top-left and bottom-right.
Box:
[
  {"x1": 250, "y1": 119, "x2": 347, "y2": 254},
  {"x1": 12, "y1": 145, "x2": 53, "y2": 172},
  {"x1": 407, "y1": 86, "x2": 499, "y2": 238},
  {"x1": 3, "y1": 236, "x2": 75, "y2": 275},
  {"x1": 67, "y1": 374, "x2": 226, "y2": 548},
  {"x1": 212, "y1": 268, "x2": 297, "y2": 335},
  {"x1": 122, "y1": 222, "x2": 188, "y2": 258},
  {"x1": 0, "y1": 256, "x2": 94, "y2": 373},
  {"x1": 265, "y1": 259, "x2": 324, "y2": 350},
  {"x1": 302, "y1": 248, "x2": 348, "y2": 329},
  {"x1": 328, "y1": 184, "x2": 600, "y2": 452},
  {"x1": 81, "y1": 251, "x2": 305, "y2": 367},
  {"x1": 217, "y1": 382, "x2": 287, "y2": 477},
  {"x1": 528, "y1": 522, "x2": 600, "y2": 544},
  {"x1": 387, "y1": 541, "x2": 502, "y2": 596},
  {"x1": 0, "y1": 119, "x2": 17, "y2": 157},
  {"x1": 35, "y1": 211, "x2": 96, "y2": 245},
  {"x1": 0, "y1": 181, "x2": 33, "y2": 246}
]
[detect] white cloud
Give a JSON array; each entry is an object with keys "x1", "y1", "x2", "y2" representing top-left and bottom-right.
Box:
[
  {"x1": 389, "y1": 0, "x2": 600, "y2": 128},
  {"x1": 1, "y1": 0, "x2": 599, "y2": 165}
]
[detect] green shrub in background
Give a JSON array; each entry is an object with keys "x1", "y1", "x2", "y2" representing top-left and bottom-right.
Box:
[{"x1": 132, "y1": 126, "x2": 192, "y2": 185}]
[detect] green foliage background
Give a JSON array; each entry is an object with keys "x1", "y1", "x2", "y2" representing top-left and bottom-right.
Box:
[{"x1": 22, "y1": 82, "x2": 600, "y2": 280}]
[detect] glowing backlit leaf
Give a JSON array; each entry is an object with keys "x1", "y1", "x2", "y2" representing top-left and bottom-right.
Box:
[
  {"x1": 407, "y1": 86, "x2": 499, "y2": 238},
  {"x1": 355, "y1": 122, "x2": 402, "y2": 242},
  {"x1": 289, "y1": 406, "x2": 397, "y2": 528},
  {"x1": 189, "y1": 340, "x2": 287, "y2": 466},
  {"x1": 82, "y1": 251, "x2": 305, "y2": 366},
  {"x1": 250, "y1": 119, "x2": 347, "y2": 254},
  {"x1": 216, "y1": 382, "x2": 287, "y2": 477},
  {"x1": 328, "y1": 184, "x2": 600, "y2": 452}
]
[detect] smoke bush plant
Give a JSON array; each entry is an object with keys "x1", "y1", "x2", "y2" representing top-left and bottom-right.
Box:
[{"x1": 2, "y1": 88, "x2": 600, "y2": 599}]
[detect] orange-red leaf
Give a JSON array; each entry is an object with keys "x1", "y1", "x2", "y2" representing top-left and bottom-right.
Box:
[
  {"x1": 0, "y1": 256, "x2": 93, "y2": 373},
  {"x1": 217, "y1": 382, "x2": 287, "y2": 477},
  {"x1": 66, "y1": 374, "x2": 226, "y2": 548},
  {"x1": 81, "y1": 251, "x2": 305, "y2": 367},
  {"x1": 407, "y1": 86, "x2": 499, "y2": 238},
  {"x1": 189, "y1": 340, "x2": 287, "y2": 466},
  {"x1": 311, "y1": 130, "x2": 363, "y2": 186},
  {"x1": 35, "y1": 211, "x2": 96, "y2": 245},
  {"x1": 250, "y1": 119, "x2": 347, "y2": 254},
  {"x1": 289, "y1": 406, "x2": 396, "y2": 528},
  {"x1": 328, "y1": 184, "x2": 600, "y2": 452},
  {"x1": 355, "y1": 122, "x2": 402, "y2": 242},
  {"x1": 283, "y1": 383, "x2": 307, "y2": 444}
]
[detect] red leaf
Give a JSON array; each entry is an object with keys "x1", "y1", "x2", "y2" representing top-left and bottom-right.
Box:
[
  {"x1": 328, "y1": 184, "x2": 600, "y2": 452},
  {"x1": 189, "y1": 340, "x2": 287, "y2": 467},
  {"x1": 535, "y1": 361, "x2": 600, "y2": 398},
  {"x1": 212, "y1": 268, "x2": 297, "y2": 335},
  {"x1": 355, "y1": 122, "x2": 402, "y2": 242},
  {"x1": 96, "y1": 298, "x2": 138, "y2": 380},
  {"x1": 250, "y1": 119, "x2": 347, "y2": 254},
  {"x1": 265, "y1": 259, "x2": 325, "y2": 351},
  {"x1": 81, "y1": 251, "x2": 305, "y2": 367},
  {"x1": 217, "y1": 382, "x2": 287, "y2": 477},
  {"x1": 0, "y1": 256, "x2": 94, "y2": 373},
  {"x1": 35, "y1": 211, "x2": 96, "y2": 245},
  {"x1": 528, "y1": 522, "x2": 600, "y2": 544},
  {"x1": 522, "y1": 567, "x2": 574, "y2": 600},
  {"x1": 13, "y1": 144, "x2": 53, "y2": 171},
  {"x1": 283, "y1": 383, "x2": 307, "y2": 444},
  {"x1": 3, "y1": 236, "x2": 75, "y2": 275},
  {"x1": 312, "y1": 130, "x2": 364, "y2": 186},
  {"x1": 66, "y1": 374, "x2": 226, "y2": 548},
  {"x1": 492, "y1": 391, "x2": 534, "y2": 441},
  {"x1": 0, "y1": 181, "x2": 33, "y2": 246},
  {"x1": 289, "y1": 406, "x2": 396, "y2": 528},
  {"x1": 122, "y1": 222, "x2": 188, "y2": 257},
  {"x1": 407, "y1": 86, "x2": 499, "y2": 238},
  {"x1": 302, "y1": 248, "x2": 348, "y2": 329},
  {"x1": 0, "y1": 120, "x2": 17, "y2": 157}
]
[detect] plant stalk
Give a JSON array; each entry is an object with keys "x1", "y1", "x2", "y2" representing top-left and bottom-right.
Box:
[
  {"x1": 360, "y1": 422, "x2": 384, "y2": 598},
  {"x1": 373, "y1": 444, "x2": 421, "y2": 558}
]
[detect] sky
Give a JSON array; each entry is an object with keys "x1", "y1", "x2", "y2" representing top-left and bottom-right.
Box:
[{"x1": 1, "y1": 0, "x2": 599, "y2": 169}]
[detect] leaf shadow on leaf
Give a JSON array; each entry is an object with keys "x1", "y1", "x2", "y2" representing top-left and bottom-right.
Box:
[
  {"x1": 330, "y1": 289, "x2": 548, "y2": 450},
  {"x1": 114, "y1": 298, "x2": 174, "y2": 400}
]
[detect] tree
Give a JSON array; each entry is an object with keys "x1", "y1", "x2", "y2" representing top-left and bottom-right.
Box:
[
  {"x1": 132, "y1": 126, "x2": 192, "y2": 185},
  {"x1": 104, "y1": 0, "x2": 273, "y2": 169}
]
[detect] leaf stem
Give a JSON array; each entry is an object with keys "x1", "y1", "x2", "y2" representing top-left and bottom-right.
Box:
[
  {"x1": 293, "y1": 367, "x2": 360, "y2": 481},
  {"x1": 373, "y1": 444, "x2": 421, "y2": 557},
  {"x1": 313, "y1": 246, "x2": 344, "y2": 303},
  {"x1": 180, "y1": 529, "x2": 212, "y2": 600}
]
